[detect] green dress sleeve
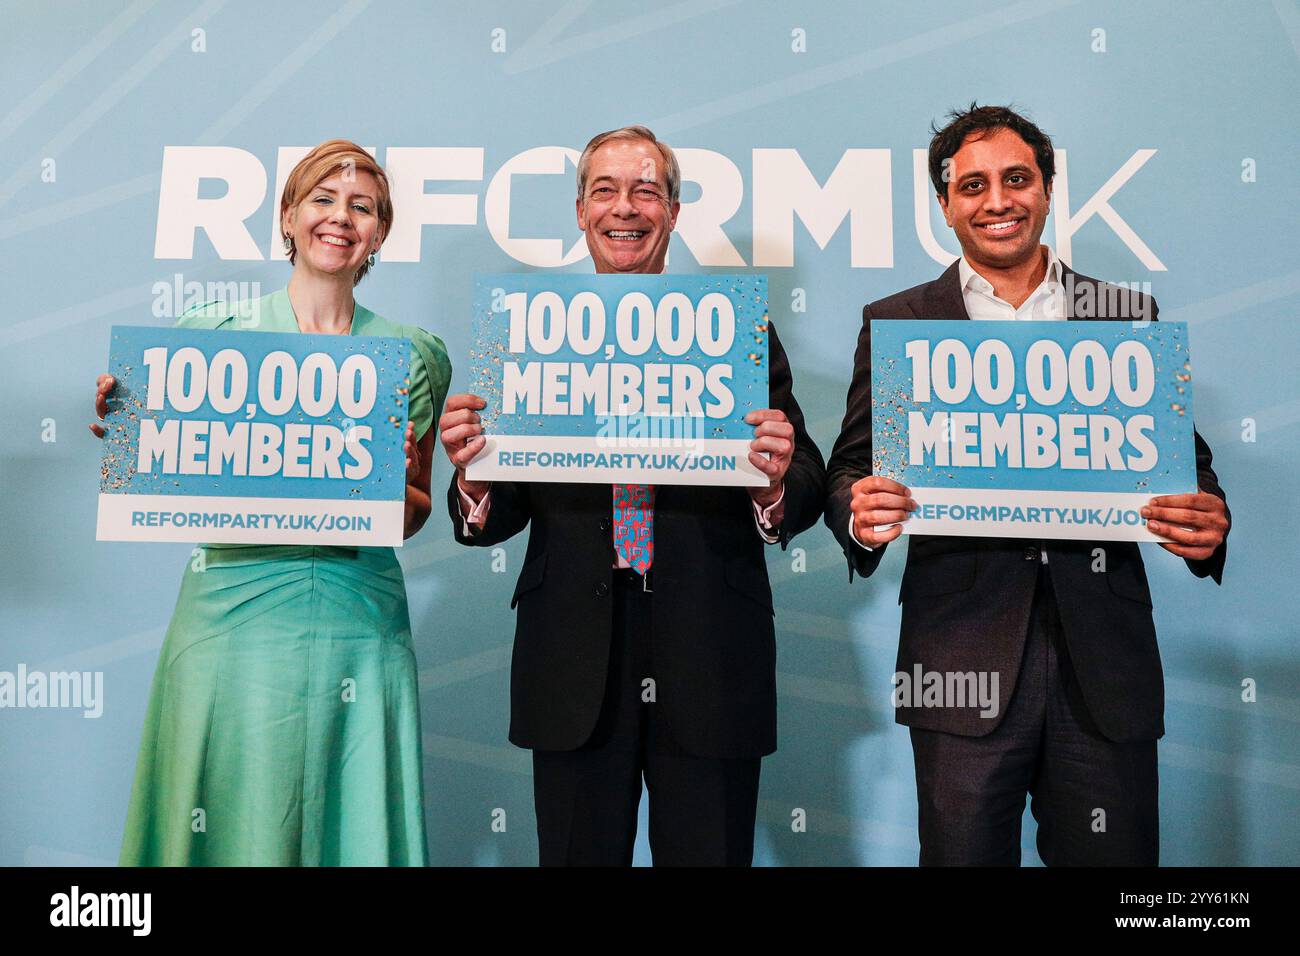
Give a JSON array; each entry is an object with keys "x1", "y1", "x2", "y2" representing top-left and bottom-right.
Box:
[
  {"x1": 404, "y1": 327, "x2": 452, "y2": 443},
  {"x1": 174, "y1": 299, "x2": 240, "y2": 330}
]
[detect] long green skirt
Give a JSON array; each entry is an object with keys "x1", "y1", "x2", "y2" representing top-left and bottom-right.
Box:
[{"x1": 119, "y1": 545, "x2": 429, "y2": 866}]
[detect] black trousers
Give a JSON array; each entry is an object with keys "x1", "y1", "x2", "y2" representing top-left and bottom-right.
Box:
[
  {"x1": 531, "y1": 570, "x2": 762, "y2": 866},
  {"x1": 909, "y1": 564, "x2": 1159, "y2": 866}
]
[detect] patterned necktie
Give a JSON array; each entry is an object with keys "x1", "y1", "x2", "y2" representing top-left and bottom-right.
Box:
[{"x1": 612, "y1": 484, "x2": 654, "y2": 573}]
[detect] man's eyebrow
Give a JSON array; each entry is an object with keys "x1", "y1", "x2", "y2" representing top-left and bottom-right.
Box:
[
  {"x1": 956, "y1": 164, "x2": 1035, "y2": 183},
  {"x1": 588, "y1": 174, "x2": 662, "y2": 186},
  {"x1": 586, "y1": 175, "x2": 666, "y2": 197}
]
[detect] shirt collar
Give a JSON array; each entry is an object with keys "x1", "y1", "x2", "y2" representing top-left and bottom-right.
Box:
[{"x1": 959, "y1": 245, "x2": 1062, "y2": 296}]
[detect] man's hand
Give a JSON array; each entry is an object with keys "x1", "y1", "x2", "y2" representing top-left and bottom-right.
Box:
[
  {"x1": 745, "y1": 408, "x2": 793, "y2": 508},
  {"x1": 850, "y1": 475, "x2": 917, "y2": 547},
  {"x1": 1142, "y1": 490, "x2": 1228, "y2": 561},
  {"x1": 439, "y1": 392, "x2": 490, "y2": 500}
]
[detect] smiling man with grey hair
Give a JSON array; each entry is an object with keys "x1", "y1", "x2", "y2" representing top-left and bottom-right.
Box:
[
  {"x1": 438, "y1": 124, "x2": 827, "y2": 866},
  {"x1": 574, "y1": 125, "x2": 682, "y2": 275}
]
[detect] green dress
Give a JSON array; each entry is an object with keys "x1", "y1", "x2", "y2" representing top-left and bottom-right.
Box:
[{"x1": 118, "y1": 288, "x2": 451, "y2": 866}]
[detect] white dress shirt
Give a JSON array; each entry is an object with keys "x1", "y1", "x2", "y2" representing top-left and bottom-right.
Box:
[
  {"x1": 852, "y1": 246, "x2": 1065, "y2": 557},
  {"x1": 958, "y1": 245, "x2": 1065, "y2": 323}
]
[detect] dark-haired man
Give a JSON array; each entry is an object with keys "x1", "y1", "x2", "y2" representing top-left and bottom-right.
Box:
[{"x1": 825, "y1": 105, "x2": 1230, "y2": 866}]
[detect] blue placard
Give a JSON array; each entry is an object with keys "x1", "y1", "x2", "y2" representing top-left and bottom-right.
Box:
[
  {"x1": 465, "y1": 274, "x2": 769, "y2": 486},
  {"x1": 96, "y1": 326, "x2": 410, "y2": 545},
  {"x1": 870, "y1": 319, "x2": 1198, "y2": 540}
]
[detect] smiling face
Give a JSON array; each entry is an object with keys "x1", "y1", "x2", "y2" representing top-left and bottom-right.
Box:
[
  {"x1": 283, "y1": 170, "x2": 384, "y2": 281},
  {"x1": 938, "y1": 127, "x2": 1052, "y2": 272},
  {"x1": 576, "y1": 139, "x2": 680, "y2": 274}
]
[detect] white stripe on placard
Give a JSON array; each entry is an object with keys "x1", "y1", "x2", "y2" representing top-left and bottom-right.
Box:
[
  {"x1": 96, "y1": 494, "x2": 404, "y2": 546},
  {"x1": 466, "y1": 435, "x2": 766, "y2": 487},
  {"x1": 890, "y1": 487, "x2": 1182, "y2": 542}
]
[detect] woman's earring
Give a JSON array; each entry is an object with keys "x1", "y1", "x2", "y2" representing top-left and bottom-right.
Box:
[
  {"x1": 368, "y1": 252, "x2": 377, "y2": 268},
  {"x1": 283, "y1": 235, "x2": 293, "y2": 253}
]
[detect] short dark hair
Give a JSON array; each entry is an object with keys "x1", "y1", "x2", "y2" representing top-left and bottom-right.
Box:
[{"x1": 927, "y1": 103, "x2": 1054, "y2": 198}]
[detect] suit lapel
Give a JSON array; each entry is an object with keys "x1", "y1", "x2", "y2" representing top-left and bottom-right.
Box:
[
  {"x1": 920, "y1": 259, "x2": 971, "y2": 321},
  {"x1": 1060, "y1": 264, "x2": 1089, "y2": 322}
]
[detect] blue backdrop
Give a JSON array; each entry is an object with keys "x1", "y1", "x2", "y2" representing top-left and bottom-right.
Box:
[{"x1": 2, "y1": 0, "x2": 1297, "y2": 866}]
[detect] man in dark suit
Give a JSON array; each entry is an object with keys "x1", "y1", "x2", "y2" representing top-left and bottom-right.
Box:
[
  {"x1": 825, "y1": 105, "x2": 1230, "y2": 866},
  {"x1": 439, "y1": 126, "x2": 825, "y2": 866}
]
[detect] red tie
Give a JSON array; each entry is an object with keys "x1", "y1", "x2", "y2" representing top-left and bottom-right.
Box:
[{"x1": 612, "y1": 484, "x2": 653, "y2": 573}]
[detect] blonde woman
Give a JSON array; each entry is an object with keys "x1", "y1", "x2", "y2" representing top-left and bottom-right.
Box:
[{"x1": 94, "y1": 140, "x2": 449, "y2": 865}]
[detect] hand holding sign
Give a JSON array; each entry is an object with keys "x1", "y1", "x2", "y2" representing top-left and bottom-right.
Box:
[
  {"x1": 1143, "y1": 491, "x2": 1229, "y2": 560},
  {"x1": 850, "y1": 475, "x2": 918, "y2": 547},
  {"x1": 745, "y1": 408, "x2": 795, "y2": 508},
  {"x1": 403, "y1": 421, "x2": 420, "y2": 480},
  {"x1": 438, "y1": 392, "x2": 490, "y2": 499},
  {"x1": 89, "y1": 373, "x2": 116, "y2": 438}
]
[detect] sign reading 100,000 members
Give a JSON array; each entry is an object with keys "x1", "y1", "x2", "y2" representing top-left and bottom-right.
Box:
[
  {"x1": 871, "y1": 319, "x2": 1197, "y2": 542},
  {"x1": 466, "y1": 273, "x2": 770, "y2": 487},
  {"x1": 97, "y1": 326, "x2": 411, "y2": 546}
]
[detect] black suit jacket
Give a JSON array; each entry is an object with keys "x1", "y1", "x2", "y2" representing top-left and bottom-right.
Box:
[
  {"x1": 450, "y1": 319, "x2": 825, "y2": 759},
  {"x1": 824, "y1": 260, "x2": 1229, "y2": 743}
]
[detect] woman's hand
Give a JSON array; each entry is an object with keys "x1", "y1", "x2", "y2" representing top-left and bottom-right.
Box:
[
  {"x1": 403, "y1": 423, "x2": 436, "y2": 540},
  {"x1": 89, "y1": 374, "x2": 115, "y2": 438},
  {"x1": 403, "y1": 421, "x2": 420, "y2": 480}
]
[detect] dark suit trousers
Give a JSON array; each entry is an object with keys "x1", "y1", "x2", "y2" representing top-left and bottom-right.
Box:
[
  {"x1": 909, "y1": 564, "x2": 1159, "y2": 866},
  {"x1": 531, "y1": 570, "x2": 762, "y2": 866}
]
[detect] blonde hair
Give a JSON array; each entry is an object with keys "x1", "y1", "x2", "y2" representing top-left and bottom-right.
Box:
[
  {"x1": 280, "y1": 139, "x2": 394, "y2": 285},
  {"x1": 576, "y1": 125, "x2": 681, "y2": 204}
]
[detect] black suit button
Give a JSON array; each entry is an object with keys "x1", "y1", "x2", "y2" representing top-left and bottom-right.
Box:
[
  {"x1": 1023, "y1": 546, "x2": 1039, "y2": 562},
  {"x1": 599, "y1": 517, "x2": 612, "y2": 532},
  {"x1": 595, "y1": 581, "x2": 609, "y2": 597}
]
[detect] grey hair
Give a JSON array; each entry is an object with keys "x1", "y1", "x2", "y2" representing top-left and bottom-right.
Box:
[{"x1": 576, "y1": 125, "x2": 681, "y2": 205}]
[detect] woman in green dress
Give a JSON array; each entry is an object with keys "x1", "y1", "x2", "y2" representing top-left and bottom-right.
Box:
[{"x1": 92, "y1": 140, "x2": 450, "y2": 865}]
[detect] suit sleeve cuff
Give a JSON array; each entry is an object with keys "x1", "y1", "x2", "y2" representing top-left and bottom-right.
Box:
[
  {"x1": 457, "y1": 482, "x2": 491, "y2": 536},
  {"x1": 752, "y1": 485, "x2": 785, "y2": 544}
]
